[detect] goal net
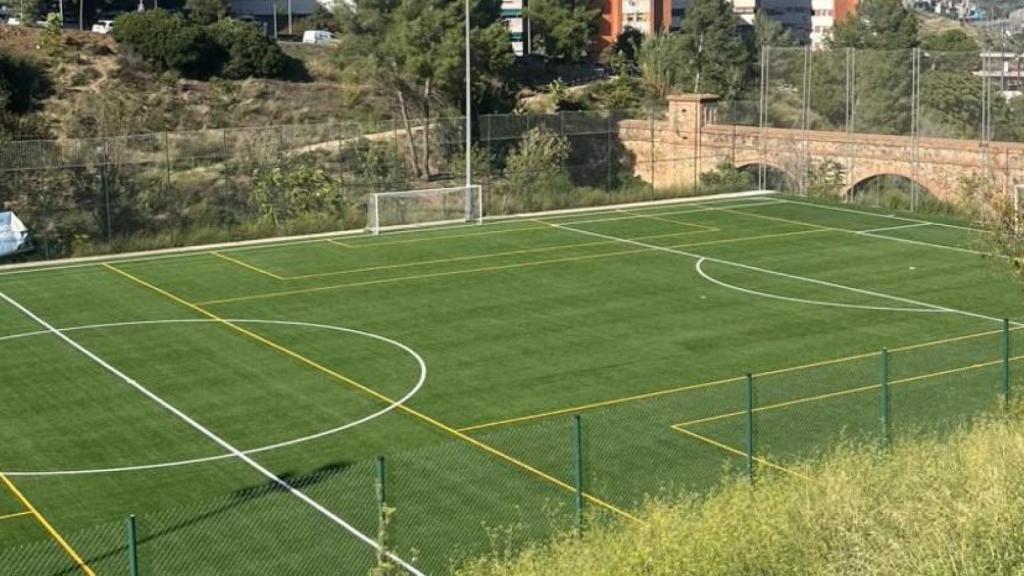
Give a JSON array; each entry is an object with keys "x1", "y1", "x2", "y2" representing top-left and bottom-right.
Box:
[{"x1": 366, "y1": 185, "x2": 483, "y2": 235}]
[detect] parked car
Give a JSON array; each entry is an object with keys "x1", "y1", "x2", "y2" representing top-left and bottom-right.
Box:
[
  {"x1": 91, "y1": 19, "x2": 113, "y2": 34},
  {"x1": 5, "y1": 16, "x2": 21, "y2": 26},
  {"x1": 302, "y1": 30, "x2": 332, "y2": 45}
]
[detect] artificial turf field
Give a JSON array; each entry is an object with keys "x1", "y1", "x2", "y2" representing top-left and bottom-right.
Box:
[{"x1": 1, "y1": 192, "x2": 1023, "y2": 575}]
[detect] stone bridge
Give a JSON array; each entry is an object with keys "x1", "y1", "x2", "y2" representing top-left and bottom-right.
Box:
[{"x1": 618, "y1": 94, "x2": 1024, "y2": 202}]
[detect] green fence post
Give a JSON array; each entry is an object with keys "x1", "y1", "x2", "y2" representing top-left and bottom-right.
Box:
[
  {"x1": 126, "y1": 514, "x2": 139, "y2": 576},
  {"x1": 881, "y1": 348, "x2": 890, "y2": 449},
  {"x1": 374, "y1": 455, "x2": 394, "y2": 570},
  {"x1": 1003, "y1": 318, "x2": 1011, "y2": 410},
  {"x1": 744, "y1": 373, "x2": 754, "y2": 484},
  {"x1": 573, "y1": 414, "x2": 584, "y2": 538},
  {"x1": 376, "y1": 456, "x2": 387, "y2": 508}
]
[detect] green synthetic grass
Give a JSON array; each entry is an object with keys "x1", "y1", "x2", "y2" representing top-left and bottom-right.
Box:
[{"x1": 0, "y1": 194, "x2": 1022, "y2": 575}]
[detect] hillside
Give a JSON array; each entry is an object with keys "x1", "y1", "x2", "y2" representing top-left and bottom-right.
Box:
[
  {"x1": 0, "y1": 24, "x2": 386, "y2": 139},
  {"x1": 459, "y1": 411, "x2": 1024, "y2": 576}
]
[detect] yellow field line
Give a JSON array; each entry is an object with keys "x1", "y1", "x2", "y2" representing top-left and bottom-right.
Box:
[
  {"x1": 670, "y1": 426, "x2": 816, "y2": 482},
  {"x1": 675, "y1": 353, "x2": 1024, "y2": 429},
  {"x1": 198, "y1": 228, "x2": 831, "y2": 306},
  {"x1": 210, "y1": 251, "x2": 285, "y2": 280},
  {"x1": 198, "y1": 247, "x2": 651, "y2": 305},
  {"x1": 339, "y1": 224, "x2": 549, "y2": 248},
  {"x1": 457, "y1": 325, "x2": 1017, "y2": 433},
  {"x1": 0, "y1": 472, "x2": 95, "y2": 575},
  {"x1": 715, "y1": 207, "x2": 834, "y2": 232},
  {"x1": 326, "y1": 238, "x2": 355, "y2": 248},
  {"x1": 0, "y1": 510, "x2": 32, "y2": 521},
  {"x1": 615, "y1": 209, "x2": 718, "y2": 231},
  {"x1": 103, "y1": 263, "x2": 643, "y2": 524}
]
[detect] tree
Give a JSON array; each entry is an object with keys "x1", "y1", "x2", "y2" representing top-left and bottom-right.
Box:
[
  {"x1": 753, "y1": 10, "x2": 794, "y2": 49},
  {"x1": 208, "y1": 19, "x2": 288, "y2": 79},
  {"x1": 823, "y1": 0, "x2": 918, "y2": 135},
  {"x1": 10, "y1": 0, "x2": 45, "y2": 22},
  {"x1": 336, "y1": 0, "x2": 514, "y2": 180},
  {"x1": 501, "y1": 126, "x2": 572, "y2": 211},
  {"x1": 603, "y1": 27, "x2": 644, "y2": 74},
  {"x1": 185, "y1": 0, "x2": 231, "y2": 24},
  {"x1": 829, "y1": 0, "x2": 917, "y2": 50},
  {"x1": 678, "y1": 0, "x2": 749, "y2": 99},
  {"x1": 637, "y1": 33, "x2": 687, "y2": 101},
  {"x1": 921, "y1": 30, "x2": 979, "y2": 74},
  {"x1": 526, "y1": 0, "x2": 599, "y2": 62}
]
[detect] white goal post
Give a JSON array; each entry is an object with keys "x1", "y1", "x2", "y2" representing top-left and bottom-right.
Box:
[{"x1": 366, "y1": 185, "x2": 483, "y2": 235}]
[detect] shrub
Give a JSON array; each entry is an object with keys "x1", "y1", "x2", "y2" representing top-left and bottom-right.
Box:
[
  {"x1": 113, "y1": 12, "x2": 292, "y2": 80},
  {"x1": 206, "y1": 19, "x2": 288, "y2": 80},
  {"x1": 0, "y1": 51, "x2": 51, "y2": 114},
  {"x1": 113, "y1": 10, "x2": 223, "y2": 79}
]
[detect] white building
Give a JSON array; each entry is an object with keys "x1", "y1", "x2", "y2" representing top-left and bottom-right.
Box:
[{"x1": 501, "y1": 0, "x2": 526, "y2": 55}]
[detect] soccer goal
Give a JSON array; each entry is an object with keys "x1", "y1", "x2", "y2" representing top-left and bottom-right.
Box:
[{"x1": 366, "y1": 185, "x2": 483, "y2": 235}]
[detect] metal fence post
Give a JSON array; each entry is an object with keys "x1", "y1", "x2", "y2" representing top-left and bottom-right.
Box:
[
  {"x1": 127, "y1": 514, "x2": 139, "y2": 576},
  {"x1": 572, "y1": 414, "x2": 584, "y2": 538},
  {"x1": 744, "y1": 373, "x2": 754, "y2": 484},
  {"x1": 1003, "y1": 318, "x2": 1011, "y2": 409},
  {"x1": 375, "y1": 455, "x2": 389, "y2": 568},
  {"x1": 881, "y1": 348, "x2": 890, "y2": 449}
]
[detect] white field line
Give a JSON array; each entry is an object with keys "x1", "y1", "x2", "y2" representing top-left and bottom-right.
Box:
[
  {"x1": 778, "y1": 198, "x2": 985, "y2": 232},
  {"x1": 488, "y1": 189, "x2": 778, "y2": 222},
  {"x1": 725, "y1": 200, "x2": 993, "y2": 257},
  {"x1": 0, "y1": 190, "x2": 777, "y2": 277},
  {"x1": 542, "y1": 221, "x2": 1022, "y2": 328},
  {"x1": 544, "y1": 200, "x2": 780, "y2": 227},
  {"x1": 0, "y1": 318, "x2": 427, "y2": 477},
  {"x1": 0, "y1": 293, "x2": 425, "y2": 576},
  {"x1": 858, "y1": 222, "x2": 932, "y2": 234},
  {"x1": 695, "y1": 258, "x2": 945, "y2": 313},
  {"x1": 856, "y1": 230, "x2": 989, "y2": 256}
]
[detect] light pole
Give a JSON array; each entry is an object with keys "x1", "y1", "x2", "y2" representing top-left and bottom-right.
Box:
[{"x1": 464, "y1": 0, "x2": 473, "y2": 216}]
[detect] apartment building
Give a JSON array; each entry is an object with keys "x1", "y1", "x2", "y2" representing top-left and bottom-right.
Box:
[
  {"x1": 501, "y1": 0, "x2": 527, "y2": 55},
  {"x1": 593, "y1": 0, "x2": 856, "y2": 55}
]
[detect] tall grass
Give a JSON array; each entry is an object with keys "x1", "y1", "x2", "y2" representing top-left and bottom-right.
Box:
[{"x1": 457, "y1": 411, "x2": 1024, "y2": 576}]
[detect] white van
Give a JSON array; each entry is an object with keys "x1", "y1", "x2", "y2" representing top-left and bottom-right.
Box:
[
  {"x1": 91, "y1": 19, "x2": 113, "y2": 34},
  {"x1": 302, "y1": 30, "x2": 332, "y2": 45}
]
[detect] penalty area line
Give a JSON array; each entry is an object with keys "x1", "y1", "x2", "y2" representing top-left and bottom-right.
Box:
[{"x1": 0, "y1": 290, "x2": 425, "y2": 576}]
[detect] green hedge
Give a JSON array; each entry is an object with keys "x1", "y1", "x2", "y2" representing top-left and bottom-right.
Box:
[{"x1": 113, "y1": 11, "x2": 290, "y2": 80}]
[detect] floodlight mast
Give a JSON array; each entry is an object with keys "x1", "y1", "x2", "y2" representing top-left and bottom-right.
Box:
[{"x1": 465, "y1": 0, "x2": 474, "y2": 223}]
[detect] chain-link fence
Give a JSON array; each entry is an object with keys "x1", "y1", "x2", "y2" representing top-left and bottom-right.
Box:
[
  {"x1": 2, "y1": 320, "x2": 1019, "y2": 575},
  {"x1": 7, "y1": 47, "x2": 1024, "y2": 264}
]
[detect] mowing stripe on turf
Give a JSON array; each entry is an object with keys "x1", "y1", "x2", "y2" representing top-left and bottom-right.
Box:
[
  {"x1": 0, "y1": 472, "x2": 95, "y2": 575},
  {"x1": 103, "y1": 264, "x2": 645, "y2": 525},
  {"x1": 0, "y1": 289, "x2": 426, "y2": 576},
  {"x1": 457, "y1": 325, "x2": 1022, "y2": 433},
  {"x1": 197, "y1": 228, "x2": 830, "y2": 306},
  {"x1": 670, "y1": 426, "x2": 815, "y2": 482}
]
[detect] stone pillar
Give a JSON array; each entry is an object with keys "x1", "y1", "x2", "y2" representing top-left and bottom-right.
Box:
[{"x1": 667, "y1": 94, "x2": 720, "y2": 189}]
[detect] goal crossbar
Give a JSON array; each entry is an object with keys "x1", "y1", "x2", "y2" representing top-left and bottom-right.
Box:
[{"x1": 367, "y1": 185, "x2": 483, "y2": 235}]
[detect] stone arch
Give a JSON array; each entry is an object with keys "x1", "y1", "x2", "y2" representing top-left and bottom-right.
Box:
[
  {"x1": 843, "y1": 172, "x2": 945, "y2": 209},
  {"x1": 734, "y1": 160, "x2": 799, "y2": 192}
]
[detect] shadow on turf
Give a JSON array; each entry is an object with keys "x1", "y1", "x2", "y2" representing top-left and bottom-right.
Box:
[{"x1": 49, "y1": 462, "x2": 356, "y2": 575}]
